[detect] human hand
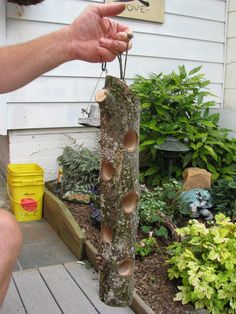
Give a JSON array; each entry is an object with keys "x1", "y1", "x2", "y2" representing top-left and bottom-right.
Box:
[{"x1": 66, "y1": 3, "x2": 132, "y2": 63}]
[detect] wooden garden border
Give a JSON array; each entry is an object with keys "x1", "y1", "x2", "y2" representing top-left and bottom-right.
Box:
[
  {"x1": 43, "y1": 188, "x2": 155, "y2": 314},
  {"x1": 43, "y1": 188, "x2": 86, "y2": 260}
]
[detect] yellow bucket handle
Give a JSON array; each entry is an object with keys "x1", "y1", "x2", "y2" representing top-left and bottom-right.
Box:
[{"x1": 7, "y1": 184, "x2": 44, "y2": 204}]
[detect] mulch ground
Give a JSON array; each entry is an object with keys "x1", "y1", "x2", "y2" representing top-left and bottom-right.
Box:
[
  {"x1": 66, "y1": 202, "x2": 194, "y2": 314},
  {"x1": 46, "y1": 182, "x2": 195, "y2": 313}
]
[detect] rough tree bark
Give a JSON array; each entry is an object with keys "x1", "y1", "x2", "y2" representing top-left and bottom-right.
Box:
[
  {"x1": 7, "y1": 0, "x2": 44, "y2": 5},
  {"x1": 95, "y1": 75, "x2": 140, "y2": 307}
]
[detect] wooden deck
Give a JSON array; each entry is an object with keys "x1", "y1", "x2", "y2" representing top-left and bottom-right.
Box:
[{"x1": 0, "y1": 262, "x2": 134, "y2": 314}]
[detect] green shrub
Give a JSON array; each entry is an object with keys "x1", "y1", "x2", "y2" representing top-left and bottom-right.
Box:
[
  {"x1": 136, "y1": 234, "x2": 157, "y2": 258},
  {"x1": 132, "y1": 65, "x2": 236, "y2": 185},
  {"x1": 167, "y1": 214, "x2": 236, "y2": 313},
  {"x1": 139, "y1": 179, "x2": 186, "y2": 239},
  {"x1": 211, "y1": 178, "x2": 236, "y2": 220},
  {"x1": 57, "y1": 146, "x2": 99, "y2": 192}
]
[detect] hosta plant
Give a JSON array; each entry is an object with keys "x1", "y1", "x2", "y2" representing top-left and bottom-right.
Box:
[{"x1": 167, "y1": 214, "x2": 236, "y2": 314}]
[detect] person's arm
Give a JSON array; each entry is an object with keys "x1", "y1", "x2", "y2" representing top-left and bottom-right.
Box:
[
  {"x1": 0, "y1": 29, "x2": 69, "y2": 93},
  {"x1": 0, "y1": 3, "x2": 131, "y2": 94}
]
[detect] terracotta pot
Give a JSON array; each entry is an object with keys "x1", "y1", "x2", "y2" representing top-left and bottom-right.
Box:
[{"x1": 7, "y1": 0, "x2": 44, "y2": 5}]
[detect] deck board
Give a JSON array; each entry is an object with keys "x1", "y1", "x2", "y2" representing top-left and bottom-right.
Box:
[
  {"x1": 13, "y1": 269, "x2": 62, "y2": 314},
  {"x1": 0, "y1": 279, "x2": 26, "y2": 314},
  {"x1": 39, "y1": 264, "x2": 97, "y2": 314},
  {"x1": 65, "y1": 262, "x2": 135, "y2": 314},
  {"x1": 1, "y1": 263, "x2": 135, "y2": 314}
]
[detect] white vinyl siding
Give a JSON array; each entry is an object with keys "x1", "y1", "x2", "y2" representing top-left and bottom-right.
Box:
[
  {"x1": 225, "y1": 1, "x2": 236, "y2": 107},
  {"x1": 0, "y1": 0, "x2": 228, "y2": 179},
  {"x1": 0, "y1": 0, "x2": 7, "y2": 135},
  {"x1": 8, "y1": 128, "x2": 99, "y2": 181},
  {"x1": 5, "y1": 0, "x2": 227, "y2": 130}
]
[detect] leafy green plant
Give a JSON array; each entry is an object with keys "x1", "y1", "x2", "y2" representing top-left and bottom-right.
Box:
[
  {"x1": 211, "y1": 178, "x2": 236, "y2": 220},
  {"x1": 139, "y1": 179, "x2": 186, "y2": 239},
  {"x1": 167, "y1": 214, "x2": 236, "y2": 314},
  {"x1": 157, "y1": 180, "x2": 188, "y2": 222},
  {"x1": 132, "y1": 65, "x2": 236, "y2": 185},
  {"x1": 57, "y1": 146, "x2": 100, "y2": 192},
  {"x1": 136, "y1": 234, "x2": 157, "y2": 258}
]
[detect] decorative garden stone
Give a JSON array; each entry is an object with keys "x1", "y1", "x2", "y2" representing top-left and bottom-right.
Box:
[
  {"x1": 95, "y1": 75, "x2": 140, "y2": 307},
  {"x1": 183, "y1": 167, "x2": 212, "y2": 191}
]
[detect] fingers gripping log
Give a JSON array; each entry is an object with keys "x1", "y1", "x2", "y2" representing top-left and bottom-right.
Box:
[{"x1": 95, "y1": 75, "x2": 140, "y2": 307}]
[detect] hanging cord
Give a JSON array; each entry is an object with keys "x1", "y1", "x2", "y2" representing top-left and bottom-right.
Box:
[
  {"x1": 81, "y1": 62, "x2": 108, "y2": 117},
  {"x1": 118, "y1": 32, "x2": 134, "y2": 81},
  {"x1": 89, "y1": 62, "x2": 108, "y2": 103},
  {"x1": 88, "y1": 32, "x2": 133, "y2": 106}
]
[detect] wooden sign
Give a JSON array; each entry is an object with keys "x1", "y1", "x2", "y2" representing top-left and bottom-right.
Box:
[{"x1": 105, "y1": 0, "x2": 164, "y2": 23}]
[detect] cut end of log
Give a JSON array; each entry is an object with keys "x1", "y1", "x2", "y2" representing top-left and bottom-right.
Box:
[{"x1": 95, "y1": 89, "x2": 108, "y2": 103}]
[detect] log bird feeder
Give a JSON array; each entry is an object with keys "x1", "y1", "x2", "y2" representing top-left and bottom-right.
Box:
[
  {"x1": 95, "y1": 73, "x2": 140, "y2": 306},
  {"x1": 7, "y1": 0, "x2": 44, "y2": 5}
]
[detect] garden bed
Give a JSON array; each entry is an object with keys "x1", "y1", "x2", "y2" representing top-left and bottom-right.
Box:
[
  {"x1": 44, "y1": 184, "x2": 197, "y2": 314},
  {"x1": 44, "y1": 188, "x2": 155, "y2": 314},
  {"x1": 62, "y1": 201, "x2": 196, "y2": 314}
]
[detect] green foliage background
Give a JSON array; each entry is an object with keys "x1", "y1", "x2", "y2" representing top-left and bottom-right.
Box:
[
  {"x1": 210, "y1": 178, "x2": 236, "y2": 219},
  {"x1": 57, "y1": 146, "x2": 99, "y2": 192},
  {"x1": 167, "y1": 214, "x2": 236, "y2": 313},
  {"x1": 131, "y1": 66, "x2": 236, "y2": 185}
]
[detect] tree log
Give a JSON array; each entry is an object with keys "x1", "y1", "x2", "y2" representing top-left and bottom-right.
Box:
[
  {"x1": 96, "y1": 75, "x2": 140, "y2": 307},
  {"x1": 7, "y1": 0, "x2": 44, "y2": 5}
]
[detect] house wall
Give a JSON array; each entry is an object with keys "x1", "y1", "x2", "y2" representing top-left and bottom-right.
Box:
[
  {"x1": 0, "y1": 1, "x2": 8, "y2": 176},
  {"x1": 0, "y1": 0, "x2": 7, "y2": 136},
  {"x1": 0, "y1": 135, "x2": 9, "y2": 177},
  {"x1": 225, "y1": 0, "x2": 236, "y2": 108},
  {"x1": 221, "y1": 0, "x2": 236, "y2": 135},
  {"x1": 0, "y1": 0, "x2": 228, "y2": 180},
  {"x1": 8, "y1": 128, "x2": 99, "y2": 181}
]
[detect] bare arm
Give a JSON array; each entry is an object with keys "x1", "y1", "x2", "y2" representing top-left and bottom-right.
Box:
[
  {"x1": 0, "y1": 29, "x2": 70, "y2": 93},
  {"x1": 0, "y1": 3, "x2": 131, "y2": 94}
]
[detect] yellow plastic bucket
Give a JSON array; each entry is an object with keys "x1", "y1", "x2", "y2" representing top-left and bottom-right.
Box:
[{"x1": 7, "y1": 164, "x2": 44, "y2": 222}]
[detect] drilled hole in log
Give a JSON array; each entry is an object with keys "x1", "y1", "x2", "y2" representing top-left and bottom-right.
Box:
[
  {"x1": 101, "y1": 160, "x2": 115, "y2": 181},
  {"x1": 124, "y1": 131, "x2": 138, "y2": 152},
  {"x1": 122, "y1": 191, "x2": 138, "y2": 213},
  {"x1": 101, "y1": 225, "x2": 113, "y2": 243},
  {"x1": 118, "y1": 260, "x2": 133, "y2": 277}
]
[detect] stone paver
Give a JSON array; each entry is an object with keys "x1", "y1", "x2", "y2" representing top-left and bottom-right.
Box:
[{"x1": 19, "y1": 220, "x2": 77, "y2": 270}]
